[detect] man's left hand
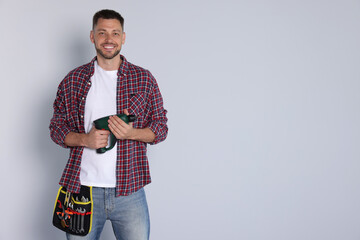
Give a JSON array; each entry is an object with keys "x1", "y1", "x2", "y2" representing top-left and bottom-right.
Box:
[{"x1": 108, "y1": 109, "x2": 135, "y2": 140}]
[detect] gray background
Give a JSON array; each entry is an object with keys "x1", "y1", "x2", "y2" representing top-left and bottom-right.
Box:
[{"x1": 0, "y1": 0, "x2": 359, "y2": 239}]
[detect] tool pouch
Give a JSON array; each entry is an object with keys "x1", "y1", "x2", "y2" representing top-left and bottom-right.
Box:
[{"x1": 52, "y1": 185, "x2": 93, "y2": 236}]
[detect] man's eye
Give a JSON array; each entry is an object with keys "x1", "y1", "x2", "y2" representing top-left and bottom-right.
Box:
[{"x1": 114, "y1": 33, "x2": 119, "y2": 36}]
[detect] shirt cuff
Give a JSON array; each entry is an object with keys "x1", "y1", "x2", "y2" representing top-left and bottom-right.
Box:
[
  {"x1": 147, "y1": 122, "x2": 168, "y2": 145},
  {"x1": 50, "y1": 124, "x2": 71, "y2": 148}
]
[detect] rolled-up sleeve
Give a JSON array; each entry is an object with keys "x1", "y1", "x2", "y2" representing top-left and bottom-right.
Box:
[
  {"x1": 147, "y1": 76, "x2": 168, "y2": 145},
  {"x1": 49, "y1": 84, "x2": 71, "y2": 148}
]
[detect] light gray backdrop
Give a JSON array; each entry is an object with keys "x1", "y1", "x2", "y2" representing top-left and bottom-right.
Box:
[{"x1": 0, "y1": 0, "x2": 359, "y2": 239}]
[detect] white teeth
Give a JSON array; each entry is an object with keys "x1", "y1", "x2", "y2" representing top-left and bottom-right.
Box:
[{"x1": 104, "y1": 46, "x2": 114, "y2": 49}]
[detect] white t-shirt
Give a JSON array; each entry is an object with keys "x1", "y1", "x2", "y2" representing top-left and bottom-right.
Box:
[{"x1": 80, "y1": 61, "x2": 118, "y2": 187}]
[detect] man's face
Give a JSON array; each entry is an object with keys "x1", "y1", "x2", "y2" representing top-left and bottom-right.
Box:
[{"x1": 90, "y1": 18, "x2": 125, "y2": 60}]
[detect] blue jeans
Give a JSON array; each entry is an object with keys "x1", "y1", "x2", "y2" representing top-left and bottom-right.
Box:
[{"x1": 66, "y1": 187, "x2": 150, "y2": 240}]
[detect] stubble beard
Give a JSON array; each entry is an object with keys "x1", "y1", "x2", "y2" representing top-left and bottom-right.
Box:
[
  {"x1": 94, "y1": 39, "x2": 121, "y2": 60},
  {"x1": 95, "y1": 46, "x2": 121, "y2": 60}
]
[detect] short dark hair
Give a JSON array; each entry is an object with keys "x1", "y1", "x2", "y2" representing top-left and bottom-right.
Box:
[{"x1": 92, "y1": 9, "x2": 124, "y2": 30}]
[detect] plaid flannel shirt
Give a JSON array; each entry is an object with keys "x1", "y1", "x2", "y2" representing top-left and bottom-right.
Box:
[{"x1": 49, "y1": 55, "x2": 168, "y2": 196}]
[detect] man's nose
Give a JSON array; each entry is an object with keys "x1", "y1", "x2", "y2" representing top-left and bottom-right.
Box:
[{"x1": 104, "y1": 34, "x2": 112, "y2": 42}]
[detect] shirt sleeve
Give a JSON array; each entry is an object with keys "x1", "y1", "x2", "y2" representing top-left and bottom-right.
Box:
[
  {"x1": 49, "y1": 82, "x2": 71, "y2": 148},
  {"x1": 146, "y1": 74, "x2": 168, "y2": 145}
]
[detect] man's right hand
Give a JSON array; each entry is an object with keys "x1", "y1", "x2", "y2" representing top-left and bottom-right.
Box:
[
  {"x1": 84, "y1": 126, "x2": 111, "y2": 149},
  {"x1": 64, "y1": 126, "x2": 110, "y2": 149}
]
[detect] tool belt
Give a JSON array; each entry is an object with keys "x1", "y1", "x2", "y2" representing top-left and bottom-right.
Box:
[{"x1": 52, "y1": 185, "x2": 93, "y2": 236}]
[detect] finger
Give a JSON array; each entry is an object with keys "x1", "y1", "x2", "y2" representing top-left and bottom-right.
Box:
[
  {"x1": 108, "y1": 121, "x2": 126, "y2": 134},
  {"x1": 96, "y1": 129, "x2": 111, "y2": 135},
  {"x1": 108, "y1": 122, "x2": 118, "y2": 135},
  {"x1": 109, "y1": 116, "x2": 127, "y2": 128},
  {"x1": 98, "y1": 135, "x2": 110, "y2": 141},
  {"x1": 123, "y1": 109, "x2": 129, "y2": 115},
  {"x1": 108, "y1": 124, "x2": 124, "y2": 139},
  {"x1": 98, "y1": 139, "x2": 108, "y2": 146},
  {"x1": 99, "y1": 142, "x2": 108, "y2": 148}
]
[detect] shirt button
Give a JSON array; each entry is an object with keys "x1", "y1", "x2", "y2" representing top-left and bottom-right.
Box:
[
  {"x1": 88, "y1": 82, "x2": 91, "y2": 85},
  {"x1": 82, "y1": 97, "x2": 85, "y2": 100},
  {"x1": 80, "y1": 115, "x2": 84, "y2": 118}
]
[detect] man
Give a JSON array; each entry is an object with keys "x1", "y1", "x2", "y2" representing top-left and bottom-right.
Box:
[{"x1": 50, "y1": 9, "x2": 168, "y2": 240}]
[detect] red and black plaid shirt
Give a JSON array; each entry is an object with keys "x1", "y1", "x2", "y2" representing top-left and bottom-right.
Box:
[{"x1": 49, "y1": 55, "x2": 168, "y2": 196}]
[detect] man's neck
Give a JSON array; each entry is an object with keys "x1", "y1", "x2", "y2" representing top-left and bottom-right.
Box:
[{"x1": 96, "y1": 55, "x2": 122, "y2": 71}]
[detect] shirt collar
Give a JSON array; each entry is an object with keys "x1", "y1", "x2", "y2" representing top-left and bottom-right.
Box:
[
  {"x1": 88, "y1": 54, "x2": 129, "y2": 77},
  {"x1": 118, "y1": 55, "x2": 129, "y2": 76}
]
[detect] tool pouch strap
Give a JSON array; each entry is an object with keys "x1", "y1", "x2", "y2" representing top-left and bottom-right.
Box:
[{"x1": 52, "y1": 185, "x2": 93, "y2": 236}]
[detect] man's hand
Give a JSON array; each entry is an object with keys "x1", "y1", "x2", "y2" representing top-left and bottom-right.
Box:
[
  {"x1": 64, "y1": 126, "x2": 110, "y2": 148},
  {"x1": 107, "y1": 109, "x2": 156, "y2": 143},
  {"x1": 84, "y1": 126, "x2": 111, "y2": 149},
  {"x1": 108, "y1": 109, "x2": 135, "y2": 140}
]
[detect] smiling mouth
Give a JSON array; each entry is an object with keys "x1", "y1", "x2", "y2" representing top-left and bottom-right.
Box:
[{"x1": 103, "y1": 45, "x2": 116, "y2": 50}]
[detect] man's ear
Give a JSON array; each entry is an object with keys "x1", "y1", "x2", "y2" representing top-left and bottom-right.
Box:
[
  {"x1": 122, "y1": 32, "x2": 126, "y2": 45},
  {"x1": 90, "y1": 30, "x2": 95, "y2": 44}
]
